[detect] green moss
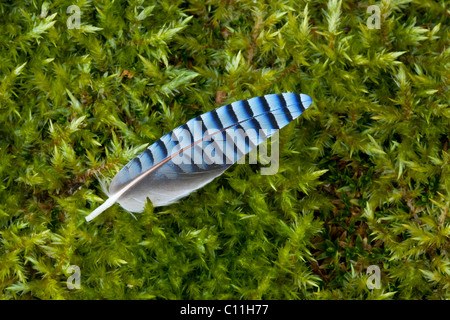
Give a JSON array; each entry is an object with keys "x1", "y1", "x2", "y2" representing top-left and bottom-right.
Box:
[{"x1": 0, "y1": 0, "x2": 448, "y2": 299}]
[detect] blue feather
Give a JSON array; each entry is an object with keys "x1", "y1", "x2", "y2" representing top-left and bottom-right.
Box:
[{"x1": 86, "y1": 93, "x2": 312, "y2": 221}]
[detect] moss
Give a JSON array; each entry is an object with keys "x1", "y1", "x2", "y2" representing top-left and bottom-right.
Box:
[{"x1": 0, "y1": 0, "x2": 448, "y2": 299}]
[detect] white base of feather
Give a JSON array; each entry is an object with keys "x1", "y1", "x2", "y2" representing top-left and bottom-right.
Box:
[{"x1": 85, "y1": 194, "x2": 120, "y2": 222}]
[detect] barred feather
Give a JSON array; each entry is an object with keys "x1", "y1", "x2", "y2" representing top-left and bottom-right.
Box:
[{"x1": 85, "y1": 93, "x2": 312, "y2": 221}]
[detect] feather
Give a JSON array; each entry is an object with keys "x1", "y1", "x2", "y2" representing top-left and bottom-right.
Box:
[{"x1": 85, "y1": 93, "x2": 312, "y2": 221}]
